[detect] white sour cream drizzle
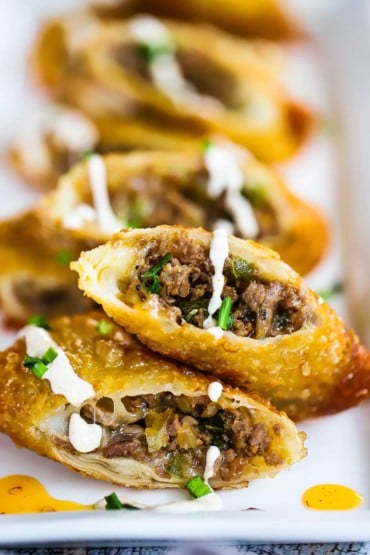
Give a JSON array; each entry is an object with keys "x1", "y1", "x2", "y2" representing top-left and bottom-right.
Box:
[
  {"x1": 18, "y1": 325, "x2": 95, "y2": 406},
  {"x1": 204, "y1": 145, "x2": 259, "y2": 239},
  {"x1": 68, "y1": 413, "x2": 102, "y2": 453},
  {"x1": 129, "y1": 16, "x2": 208, "y2": 106},
  {"x1": 203, "y1": 229, "x2": 229, "y2": 334},
  {"x1": 63, "y1": 154, "x2": 122, "y2": 234},
  {"x1": 207, "y1": 382, "x2": 223, "y2": 403},
  {"x1": 203, "y1": 446, "x2": 221, "y2": 483}
]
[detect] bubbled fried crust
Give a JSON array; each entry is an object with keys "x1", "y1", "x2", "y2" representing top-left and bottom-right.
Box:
[
  {"x1": 0, "y1": 311, "x2": 305, "y2": 489},
  {"x1": 45, "y1": 150, "x2": 327, "y2": 275},
  {"x1": 72, "y1": 226, "x2": 370, "y2": 421}
]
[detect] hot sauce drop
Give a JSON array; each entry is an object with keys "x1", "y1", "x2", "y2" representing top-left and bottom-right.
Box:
[
  {"x1": 0, "y1": 475, "x2": 93, "y2": 515},
  {"x1": 302, "y1": 484, "x2": 363, "y2": 511}
]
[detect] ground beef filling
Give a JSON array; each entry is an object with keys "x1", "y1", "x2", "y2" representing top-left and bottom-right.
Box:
[
  {"x1": 135, "y1": 245, "x2": 309, "y2": 338},
  {"x1": 77, "y1": 392, "x2": 279, "y2": 482}
]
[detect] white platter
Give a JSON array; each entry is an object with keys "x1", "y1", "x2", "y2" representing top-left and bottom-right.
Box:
[{"x1": 1, "y1": 0, "x2": 369, "y2": 546}]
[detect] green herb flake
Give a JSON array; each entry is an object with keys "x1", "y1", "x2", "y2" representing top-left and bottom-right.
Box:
[
  {"x1": 231, "y1": 257, "x2": 254, "y2": 281},
  {"x1": 23, "y1": 347, "x2": 59, "y2": 379},
  {"x1": 97, "y1": 319, "x2": 113, "y2": 335},
  {"x1": 142, "y1": 252, "x2": 172, "y2": 294},
  {"x1": 138, "y1": 42, "x2": 174, "y2": 62},
  {"x1": 55, "y1": 250, "x2": 73, "y2": 266},
  {"x1": 27, "y1": 315, "x2": 50, "y2": 330},
  {"x1": 187, "y1": 476, "x2": 212, "y2": 499},
  {"x1": 317, "y1": 282, "x2": 343, "y2": 301},
  {"x1": 104, "y1": 492, "x2": 140, "y2": 511},
  {"x1": 179, "y1": 298, "x2": 209, "y2": 323},
  {"x1": 201, "y1": 138, "x2": 213, "y2": 153},
  {"x1": 217, "y1": 297, "x2": 233, "y2": 330},
  {"x1": 244, "y1": 185, "x2": 269, "y2": 209},
  {"x1": 82, "y1": 149, "x2": 94, "y2": 160}
]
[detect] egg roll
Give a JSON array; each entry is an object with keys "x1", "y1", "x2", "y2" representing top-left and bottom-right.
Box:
[
  {"x1": 0, "y1": 210, "x2": 96, "y2": 322},
  {"x1": 72, "y1": 226, "x2": 370, "y2": 421},
  {"x1": 45, "y1": 149, "x2": 327, "y2": 275},
  {"x1": 32, "y1": 13, "x2": 311, "y2": 162},
  {"x1": 0, "y1": 311, "x2": 305, "y2": 489}
]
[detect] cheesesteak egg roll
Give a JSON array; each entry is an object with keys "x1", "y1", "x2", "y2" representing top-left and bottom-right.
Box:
[
  {"x1": 0, "y1": 311, "x2": 305, "y2": 489},
  {"x1": 72, "y1": 226, "x2": 370, "y2": 420}
]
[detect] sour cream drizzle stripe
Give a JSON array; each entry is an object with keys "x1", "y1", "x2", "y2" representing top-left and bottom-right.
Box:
[
  {"x1": 69, "y1": 413, "x2": 102, "y2": 453},
  {"x1": 129, "y1": 16, "x2": 195, "y2": 103},
  {"x1": 87, "y1": 154, "x2": 122, "y2": 235},
  {"x1": 203, "y1": 229, "x2": 229, "y2": 330},
  {"x1": 19, "y1": 325, "x2": 95, "y2": 406},
  {"x1": 204, "y1": 145, "x2": 259, "y2": 239}
]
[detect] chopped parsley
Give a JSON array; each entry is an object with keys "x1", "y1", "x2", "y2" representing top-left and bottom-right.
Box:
[
  {"x1": 82, "y1": 149, "x2": 94, "y2": 160},
  {"x1": 27, "y1": 315, "x2": 50, "y2": 330},
  {"x1": 23, "y1": 347, "x2": 58, "y2": 379},
  {"x1": 55, "y1": 250, "x2": 73, "y2": 266},
  {"x1": 142, "y1": 252, "x2": 172, "y2": 294},
  {"x1": 186, "y1": 476, "x2": 212, "y2": 499},
  {"x1": 97, "y1": 319, "x2": 113, "y2": 335}
]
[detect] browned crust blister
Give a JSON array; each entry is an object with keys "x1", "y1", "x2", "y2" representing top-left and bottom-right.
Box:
[{"x1": 72, "y1": 226, "x2": 370, "y2": 421}]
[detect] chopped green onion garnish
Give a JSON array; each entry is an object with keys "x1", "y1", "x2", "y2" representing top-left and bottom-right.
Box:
[
  {"x1": 104, "y1": 492, "x2": 123, "y2": 510},
  {"x1": 23, "y1": 347, "x2": 58, "y2": 379},
  {"x1": 317, "y1": 282, "x2": 343, "y2": 301},
  {"x1": 217, "y1": 297, "x2": 233, "y2": 330},
  {"x1": 244, "y1": 185, "x2": 269, "y2": 209},
  {"x1": 42, "y1": 347, "x2": 58, "y2": 365},
  {"x1": 186, "y1": 476, "x2": 212, "y2": 499},
  {"x1": 23, "y1": 356, "x2": 48, "y2": 379},
  {"x1": 201, "y1": 138, "x2": 212, "y2": 153},
  {"x1": 27, "y1": 315, "x2": 50, "y2": 330},
  {"x1": 138, "y1": 42, "x2": 174, "y2": 62},
  {"x1": 142, "y1": 252, "x2": 172, "y2": 294},
  {"x1": 97, "y1": 319, "x2": 113, "y2": 335},
  {"x1": 104, "y1": 492, "x2": 140, "y2": 510},
  {"x1": 55, "y1": 250, "x2": 72, "y2": 266}
]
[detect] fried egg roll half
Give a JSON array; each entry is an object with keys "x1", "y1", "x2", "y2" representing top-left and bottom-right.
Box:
[
  {"x1": 0, "y1": 311, "x2": 305, "y2": 489},
  {"x1": 0, "y1": 210, "x2": 96, "y2": 323},
  {"x1": 72, "y1": 226, "x2": 370, "y2": 421},
  {"x1": 46, "y1": 149, "x2": 327, "y2": 275},
  {"x1": 92, "y1": 0, "x2": 302, "y2": 40},
  {"x1": 32, "y1": 14, "x2": 311, "y2": 162}
]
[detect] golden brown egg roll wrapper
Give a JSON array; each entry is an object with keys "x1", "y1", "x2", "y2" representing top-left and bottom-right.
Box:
[
  {"x1": 45, "y1": 150, "x2": 327, "y2": 275},
  {"x1": 92, "y1": 0, "x2": 302, "y2": 40},
  {"x1": 31, "y1": 13, "x2": 311, "y2": 162},
  {"x1": 0, "y1": 210, "x2": 96, "y2": 322},
  {"x1": 72, "y1": 226, "x2": 370, "y2": 421},
  {"x1": 0, "y1": 311, "x2": 305, "y2": 489}
]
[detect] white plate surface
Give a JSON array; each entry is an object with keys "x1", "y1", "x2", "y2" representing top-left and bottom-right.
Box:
[{"x1": 0, "y1": 1, "x2": 369, "y2": 546}]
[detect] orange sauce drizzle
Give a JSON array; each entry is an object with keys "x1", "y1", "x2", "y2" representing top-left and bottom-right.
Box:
[
  {"x1": 0, "y1": 475, "x2": 93, "y2": 515},
  {"x1": 302, "y1": 483, "x2": 363, "y2": 511}
]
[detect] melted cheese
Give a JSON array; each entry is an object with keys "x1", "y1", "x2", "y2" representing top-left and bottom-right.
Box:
[
  {"x1": 87, "y1": 154, "x2": 122, "y2": 235},
  {"x1": 207, "y1": 382, "x2": 223, "y2": 402},
  {"x1": 18, "y1": 325, "x2": 95, "y2": 406},
  {"x1": 204, "y1": 145, "x2": 259, "y2": 239},
  {"x1": 203, "y1": 229, "x2": 229, "y2": 331},
  {"x1": 68, "y1": 413, "x2": 102, "y2": 453}
]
